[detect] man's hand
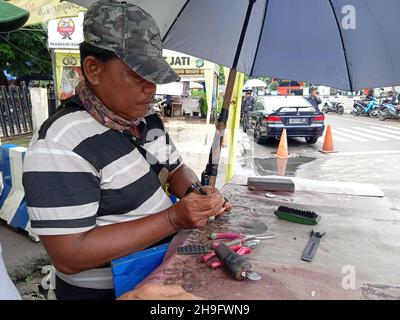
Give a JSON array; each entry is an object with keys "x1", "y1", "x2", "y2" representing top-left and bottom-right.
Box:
[
  {"x1": 201, "y1": 186, "x2": 232, "y2": 212},
  {"x1": 167, "y1": 189, "x2": 226, "y2": 229}
]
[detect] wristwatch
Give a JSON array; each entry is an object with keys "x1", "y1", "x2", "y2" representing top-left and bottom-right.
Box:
[{"x1": 185, "y1": 182, "x2": 206, "y2": 196}]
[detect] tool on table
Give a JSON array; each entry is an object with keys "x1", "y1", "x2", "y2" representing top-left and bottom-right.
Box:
[
  {"x1": 177, "y1": 243, "x2": 211, "y2": 255},
  {"x1": 209, "y1": 246, "x2": 252, "y2": 269},
  {"x1": 274, "y1": 206, "x2": 320, "y2": 225},
  {"x1": 194, "y1": 181, "x2": 208, "y2": 195},
  {"x1": 301, "y1": 230, "x2": 326, "y2": 262},
  {"x1": 201, "y1": 239, "x2": 261, "y2": 264},
  {"x1": 248, "y1": 177, "x2": 295, "y2": 192},
  {"x1": 201, "y1": 244, "x2": 242, "y2": 263},
  {"x1": 215, "y1": 243, "x2": 261, "y2": 281},
  {"x1": 209, "y1": 232, "x2": 274, "y2": 249}
]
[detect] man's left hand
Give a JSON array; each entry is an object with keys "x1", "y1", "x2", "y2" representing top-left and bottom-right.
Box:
[{"x1": 202, "y1": 186, "x2": 232, "y2": 213}]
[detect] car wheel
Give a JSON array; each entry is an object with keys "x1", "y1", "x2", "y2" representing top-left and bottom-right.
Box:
[
  {"x1": 305, "y1": 136, "x2": 319, "y2": 144},
  {"x1": 254, "y1": 124, "x2": 266, "y2": 144}
]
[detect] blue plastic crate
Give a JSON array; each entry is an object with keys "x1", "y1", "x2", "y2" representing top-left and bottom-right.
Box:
[{"x1": 111, "y1": 242, "x2": 169, "y2": 298}]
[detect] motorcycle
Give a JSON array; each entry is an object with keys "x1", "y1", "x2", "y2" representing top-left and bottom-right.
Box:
[
  {"x1": 322, "y1": 95, "x2": 344, "y2": 115},
  {"x1": 377, "y1": 102, "x2": 400, "y2": 121},
  {"x1": 351, "y1": 96, "x2": 380, "y2": 118}
]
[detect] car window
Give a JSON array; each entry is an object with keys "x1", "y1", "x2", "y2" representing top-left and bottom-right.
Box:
[{"x1": 279, "y1": 107, "x2": 317, "y2": 113}]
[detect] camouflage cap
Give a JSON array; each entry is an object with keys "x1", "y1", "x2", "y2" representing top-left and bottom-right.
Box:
[{"x1": 83, "y1": 0, "x2": 180, "y2": 84}]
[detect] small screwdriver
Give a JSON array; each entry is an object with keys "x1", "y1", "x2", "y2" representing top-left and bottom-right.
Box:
[{"x1": 194, "y1": 181, "x2": 208, "y2": 195}]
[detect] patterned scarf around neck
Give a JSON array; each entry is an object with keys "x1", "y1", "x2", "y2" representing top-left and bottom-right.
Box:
[{"x1": 75, "y1": 80, "x2": 142, "y2": 131}]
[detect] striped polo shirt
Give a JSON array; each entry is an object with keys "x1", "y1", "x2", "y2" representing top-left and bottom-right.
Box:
[{"x1": 22, "y1": 96, "x2": 182, "y2": 289}]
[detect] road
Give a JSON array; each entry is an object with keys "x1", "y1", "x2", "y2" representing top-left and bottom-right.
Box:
[{"x1": 238, "y1": 111, "x2": 400, "y2": 211}]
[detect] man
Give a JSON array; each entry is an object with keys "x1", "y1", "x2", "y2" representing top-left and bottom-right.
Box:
[
  {"x1": 22, "y1": 0, "x2": 229, "y2": 300},
  {"x1": 365, "y1": 88, "x2": 375, "y2": 101},
  {"x1": 242, "y1": 90, "x2": 256, "y2": 113},
  {"x1": 164, "y1": 94, "x2": 173, "y2": 117},
  {"x1": 306, "y1": 87, "x2": 322, "y2": 111},
  {"x1": 0, "y1": 0, "x2": 29, "y2": 300}
]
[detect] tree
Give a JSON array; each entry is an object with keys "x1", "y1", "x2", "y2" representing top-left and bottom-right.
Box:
[
  {"x1": 268, "y1": 81, "x2": 278, "y2": 91},
  {"x1": 218, "y1": 65, "x2": 225, "y2": 86},
  {"x1": 0, "y1": 25, "x2": 52, "y2": 86}
]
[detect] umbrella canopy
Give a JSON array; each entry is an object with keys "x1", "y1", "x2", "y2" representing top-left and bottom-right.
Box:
[
  {"x1": 67, "y1": 0, "x2": 400, "y2": 92},
  {"x1": 189, "y1": 81, "x2": 203, "y2": 89},
  {"x1": 0, "y1": 0, "x2": 29, "y2": 32},
  {"x1": 244, "y1": 79, "x2": 267, "y2": 88}
]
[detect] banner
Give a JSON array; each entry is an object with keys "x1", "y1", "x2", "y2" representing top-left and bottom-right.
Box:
[
  {"x1": 54, "y1": 50, "x2": 82, "y2": 101},
  {"x1": 9, "y1": 0, "x2": 85, "y2": 26},
  {"x1": 163, "y1": 49, "x2": 205, "y2": 70},
  {"x1": 48, "y1": 13, "x2": 84, "y2": 49}
]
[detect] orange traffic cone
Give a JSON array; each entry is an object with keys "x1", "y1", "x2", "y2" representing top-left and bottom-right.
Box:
[
  {"x1": 319, "y1": 125, "x2": 337, "y2": 153},
  {"x1": 276, "y1": 157, "x2": 288, "y2": 176},
  {"x1": 274, "y1": 128, "x2": 289, "y2": 159}
]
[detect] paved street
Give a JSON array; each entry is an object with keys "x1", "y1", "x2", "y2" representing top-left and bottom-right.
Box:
[{"x1": 239, "y1": 113, "x2": 400, "y2": 211}]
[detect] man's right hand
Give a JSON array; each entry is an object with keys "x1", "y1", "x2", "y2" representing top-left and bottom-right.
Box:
[{"x1": 167, "y1": 191, "x2": 226, "y2": 230}]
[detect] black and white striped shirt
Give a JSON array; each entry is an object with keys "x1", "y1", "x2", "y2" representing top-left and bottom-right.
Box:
[{"x1": 22, "y1": 96, "x2": 182, "y2": 289}]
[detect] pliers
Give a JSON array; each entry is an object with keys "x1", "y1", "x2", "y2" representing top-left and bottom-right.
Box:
[{"x1": 208, "y1": 232, "x2": 274, "y2": 249}]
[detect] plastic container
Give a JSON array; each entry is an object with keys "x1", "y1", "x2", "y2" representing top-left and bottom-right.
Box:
[{"x1": 111, "y1": 242, "x2": 169, "y2": 298}]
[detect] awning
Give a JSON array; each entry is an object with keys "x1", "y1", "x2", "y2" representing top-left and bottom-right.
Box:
[{"x1": 0, "y1": 0, "x2": 29, "y2": 32}]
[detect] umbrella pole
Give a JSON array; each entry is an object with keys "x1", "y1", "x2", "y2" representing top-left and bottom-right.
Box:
[
  {"x1": 201, "y1": 0, "x2": 256, "y2": 186},
  {"x1": 201, "y1": 69, "x2": 237, "y2": 187}
]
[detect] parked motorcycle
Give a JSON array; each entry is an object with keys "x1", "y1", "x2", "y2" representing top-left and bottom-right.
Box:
[
  {"x1": 322, "y1": 95, "x2": 344, "y2": 115},
  {"x1": 351, "y1": 96, "x2": 380, "y2": 118},
  {"x1": 377, "y1": 102, "x2": 400, "y2": 121}
]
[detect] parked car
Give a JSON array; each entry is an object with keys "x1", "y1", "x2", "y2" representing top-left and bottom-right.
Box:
[{"x1": 241, "y1": 96, "x2": 325, "y2": 144}]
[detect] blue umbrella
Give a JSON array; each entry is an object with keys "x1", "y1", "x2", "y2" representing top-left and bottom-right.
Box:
[
  {"x1": 68, "y1": 0, "x2": 400, "y2": 91},
  {"x1": 66, "y1": 0, "x2": 400, "y2": 186}
]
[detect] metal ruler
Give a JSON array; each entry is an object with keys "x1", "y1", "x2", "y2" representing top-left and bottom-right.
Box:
[{"x1": 301, "y1": 230, "x2": 326, "y2": 262}]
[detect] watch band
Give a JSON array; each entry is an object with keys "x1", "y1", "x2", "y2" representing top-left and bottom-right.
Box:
[
  {"x1": 185, "y1": 182, "x2": 199, "y2": 196},
  {"x1": 185, "y1": 181, "x2": 207, "y2": 196}
]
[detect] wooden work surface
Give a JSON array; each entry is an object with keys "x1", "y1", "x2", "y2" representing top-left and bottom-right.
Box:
[{"x1": 142, "y1": 182, "x2": 400, "y2": 300}]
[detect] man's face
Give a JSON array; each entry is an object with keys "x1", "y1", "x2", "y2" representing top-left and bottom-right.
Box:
[
  {"x1": 88, "y1": 57, "x2": 157, "y2": 120},
  {"x1": 311, "y1": 90, "x2": 319, "y2": 97}
]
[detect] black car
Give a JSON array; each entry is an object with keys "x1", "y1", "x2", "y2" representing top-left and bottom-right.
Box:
[{"x1": 242, "y1": 96, "x2": 325, "y2": 144}]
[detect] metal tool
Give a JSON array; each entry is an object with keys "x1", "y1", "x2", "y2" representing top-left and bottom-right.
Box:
[
  {"x1": 209, "y1": 232, "x2": 272, "y2": 240},
  {"x1": 210, "y1": 232, "x2": 274, "y2": 249},
  {"x1": 301, "y1": 230, "x2": 326, "y2": 262},
  {"x1": 177, "y1": 243, "x2": 211, "y2": 255},
  {"x1": 194, "y1": 181, "x2": 208, "y2": 195},
  {"x1": 201, "y1": 239, "x2": 260, "y2": 264},
  {"x1": 214, "y1": 243, "x2": 261, "y2": 281},
  {"x1": 201, "y1": 244, "x2": 242, "y2": 263},
  {"x1": 208, "y1": 246, "x2": 252, "y2": 269}
]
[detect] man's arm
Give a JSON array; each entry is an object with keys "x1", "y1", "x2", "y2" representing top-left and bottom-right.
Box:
[
  {"x1": 167, "y1": 163, "x2": 199, "y2": 198},
  {"x1": 40, "y1": 189, "x2": 226, "y2": 275},
  {"x1": 40, "y1": 210, "x2": 175, "y2": 274},
  {"x1": 25, "y1": 140, "x2": 226, "y2": 275}
]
